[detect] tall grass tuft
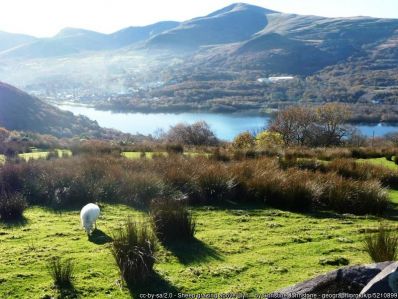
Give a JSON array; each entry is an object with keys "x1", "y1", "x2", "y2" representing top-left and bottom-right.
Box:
[
  {"x1": 47, "y1": 257, "x2": 74, "y2": 288},
  {"x1": 0, "y1": 193, "x2": 27, "y2": 221},
  {"x1": 111, "y1": 218, "x2": 156, "y2": 285},
  {"x1": 150, "y1": 198, "x2": 196, "y2": 242},
  {"x1": 364, "y1": 224, "x2": 398, "y2": 262},
  {"x1": 196, "y1": 163, "x2": 236, "y2": 203}
]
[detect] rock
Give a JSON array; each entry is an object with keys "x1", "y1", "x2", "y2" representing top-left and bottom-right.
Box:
[
  {"x1": 360, "y1": 262, "x2": 398, "y2": 294},
  {"x1": 268, "y1": 262, "x2": 394, "y2": 297}
]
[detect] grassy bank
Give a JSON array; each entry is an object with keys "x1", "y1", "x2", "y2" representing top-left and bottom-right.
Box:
[
  {"x1": 1, "y1": 200, "x2": 397, "y2": 298},
  {"x1": 358, "y1": 157, "x2": 398, "y2": 170},
  {"x1": 121, "y1": 152, "x2": 211, "y2": 159}
]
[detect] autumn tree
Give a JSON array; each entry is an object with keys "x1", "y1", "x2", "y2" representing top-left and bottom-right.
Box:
[
  {"x1": 269, "y1": 106, "x2": 317, "y2": 146},
  {"x1": 166, "y1": 121, "x2": 218, "y2": 146},
  {"x1": 232, "y1": 132, "x2": 255, "y2": 149},
  {"x1": 269, "y1": 103, "x2": 351, "y2": 146}
]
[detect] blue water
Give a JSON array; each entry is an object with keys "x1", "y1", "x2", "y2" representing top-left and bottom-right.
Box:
[{"x1": 58, "y1": 104, "x2": 398, "y2": 141}]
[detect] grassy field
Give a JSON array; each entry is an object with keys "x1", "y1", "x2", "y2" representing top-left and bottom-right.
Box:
[
  {"x1": 357, "y1": 157, "x2": 398, "y2": 170},
  {"x1": 18, "y1": 149, "x2": 72, "y2": 162},
  {"x1": 1, "y1": 196, "x2": 397, "y2": 298},
  {"x1": 121, "y1": 152, "x2": 211, "y2": 159}
]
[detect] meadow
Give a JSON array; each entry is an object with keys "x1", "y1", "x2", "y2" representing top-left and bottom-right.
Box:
[
  {"x1": 1, "y1": 145, "x2": 398, "y2": 298},
  {"x1": 1, "y1": 201, "x2": 397, "y2": 298}
]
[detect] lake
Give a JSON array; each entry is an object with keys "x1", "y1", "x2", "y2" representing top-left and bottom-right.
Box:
[{"x1": 58, "y1": 104, "x2": 398, "y2": 140}]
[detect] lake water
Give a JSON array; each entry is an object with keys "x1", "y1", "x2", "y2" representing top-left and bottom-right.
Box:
[{"x1": 58, "y1": 104, "x2": 398, "y2": 140}]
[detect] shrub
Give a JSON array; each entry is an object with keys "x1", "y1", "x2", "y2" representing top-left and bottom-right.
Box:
[
  {"x1": 317, "y1": 176, "x2": 388, "y2": 215},
  {"x1": 111, "y1": 218, "x2": 156, "y2": 285},
  {"x1": 150, "y1": 198, "x2": 195, "y2": 242},
  {"x1": 160, "y1": 162, "x2": 198, "y2": 198},
  {"x1": 47, "y1": 257, "x2": 74, "y2": 288},
  {"x1": 0, "y1": 193, "x2": 27, "y2": 221},
  {"x1": 327, "y1": 159, "x2": 398, "y2": 188},
  {"x1": 120, "y1": 173, "x2": 165, "y2": 207},
  {"x1": 196, "y1": 163, "x2": 236, "y2": 202},
  {"x1": 364, "y1": 225, "x2": 398, "y2": 262},
  {"x1": 165, "y1": 144, "x2": 184, "y2": 154},
  {"x1": 256, "y1": 131, "x2": 284, "y2": 150},
  {"x1": 232, "y1": 132, "x2": 255, "y2": 150},
  {"x1": 165, "y1": 121, "x2": 218, "y2": 146}
]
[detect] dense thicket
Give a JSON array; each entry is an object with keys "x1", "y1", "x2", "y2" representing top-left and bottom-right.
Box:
[{"x1": 0, "y1": 155, "x2": 389, "y2": 215}]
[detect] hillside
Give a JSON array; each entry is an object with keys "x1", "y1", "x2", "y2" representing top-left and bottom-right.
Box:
[
  {"x1": 145, "y1": 3, "x2": 274, "y2": 50},
  {"x1": 0, "y1": 31, "x2": 37, "y2": 52},
  {"x1": 0, "y1": 81, "x2": 103, "y2": 137},
  {"x1": 0, "y1": 3, "x2": 398, "y2": 115},
  {"x1": 0, "y1": 22, "x2": 181, "y2": 59}
]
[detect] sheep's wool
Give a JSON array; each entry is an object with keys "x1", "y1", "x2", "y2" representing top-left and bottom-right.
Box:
[{"x1": 80, "y1": 203, "x2": 100, "y2": 235}]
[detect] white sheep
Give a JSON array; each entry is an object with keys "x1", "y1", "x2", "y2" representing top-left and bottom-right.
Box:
[{"x1": 80, "y1": 203, "x2": 100, "y2": 235}]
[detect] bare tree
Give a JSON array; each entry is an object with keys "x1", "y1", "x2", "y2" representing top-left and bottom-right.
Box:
[
  {"x1": 269, "y1": 103, "x2": 351, "y2": 146},
  {"x1": 166, "y1": 121, "x2": 218, "y2": 146},
  {"x1": 269, "y1": 106, "x2": 316, "y2": 146}
]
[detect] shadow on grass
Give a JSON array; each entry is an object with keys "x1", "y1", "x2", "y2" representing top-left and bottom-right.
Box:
[
  {"x1": 383, "y1": 201, "x2": 398, "y2": 220},
  {"x1": 127, "y1": 271, "x2": 179, "y2": 297},
  {"x1": 163, "y1": 237, "x2": 223, "y2": 265},
  {"x1": 56, "y1": 283, "x2": 80, "y2": 299},
  {"x1": 1, "y1": 216, "x2": 28, "y2": 228},
  {"x1": 88, "y1": 229, "x2": 113, "y2": 245}
]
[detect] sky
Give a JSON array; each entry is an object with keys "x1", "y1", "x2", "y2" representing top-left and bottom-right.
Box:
[{"x1": 0, "y1": 0, "x2": 397, "y2": 37}]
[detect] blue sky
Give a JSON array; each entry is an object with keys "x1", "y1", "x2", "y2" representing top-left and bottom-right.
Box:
[{"x1": 1, "y1": 0, "x2": 397, "y2": 37}]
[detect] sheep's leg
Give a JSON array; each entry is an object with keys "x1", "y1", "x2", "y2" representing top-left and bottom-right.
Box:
[{"x1": 94, "y1": 221, "x2": 97, "y2": 230}]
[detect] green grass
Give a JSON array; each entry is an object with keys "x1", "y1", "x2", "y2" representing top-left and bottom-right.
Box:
[
  {"x1": 1, "y1": 195, "x2": 398, "y2": 298},
  {"x1": 18, "y1": 151, "x2": 50, "y2": 161},
  {"x1": 122, "y1": 152, "x2": 211, "y2": 160},
  {"x1": 121, "y1": 152, "x2": 167, "y2": 159},
  {"x1": 18, "y1": 149, "x2": 72, "y2": 162},
  {"x1": 0, "y1": 155, "x2": 5, "y2": 165},
  {"x1": 357, "y1": 157, "x2": 398, "y2": 170}
]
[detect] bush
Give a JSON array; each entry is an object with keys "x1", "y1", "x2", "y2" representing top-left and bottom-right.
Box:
[
  {"x1": 120, "y1": 173, "x2": 165, "y2": 207},
  {"x1": 232, "y1": 132, "x2": 255, "y2": 150},
  {"x1": 0, "y1": 193, "x2": 27, "y2": 221},
  {"x1": 165, "y1": 144, "x2": 184, "y2": 154},
  {"x1": 47, "y1": 257, "x2": 74, "y2": 288},
  {"x1": 165, "y1": 121, "x2": 218, "y2": 146},
  {"x1": 327, "y1": 159, "x2": 398, "y2": 188},
  {"x1": 150, "y1": 198, "x2": 195, "y2": 242},
  {"x1": 364, "y1": 225, "x2": 398, "y2": 262},
  {"x1": 317, "y1": 177, "x2": 388, "y2": 215},
  {"x1": 196, "y1": 163, "x2": 236, "y2": 202},
  {"x1": 111, "y1": 218, "x2": 156, "y2": 285}
]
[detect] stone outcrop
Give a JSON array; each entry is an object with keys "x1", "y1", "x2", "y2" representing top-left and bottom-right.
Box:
[
  {"x1": 361, "y1": 262, "x2": 398, "y2": 294},
  {"x1": 268, "y1": 262, "x2": 394, "y2": 297}
]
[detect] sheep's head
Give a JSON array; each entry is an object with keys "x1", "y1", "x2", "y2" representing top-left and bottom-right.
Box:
[{"x1": 84, "y1": 223, "x2": 94, "y2": 235}]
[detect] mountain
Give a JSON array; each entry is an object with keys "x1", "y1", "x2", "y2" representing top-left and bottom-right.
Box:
[
  {"x1": 146, "y1": 3, "x2": 275, "y2": 50},
  {"x1": 0, "y1": 81, "x2": 102, "y2": 137},
  {"x1": 1, "y1": 2, "x2": 398, "y2": 111},
  {"x1": 1, "y1": 2, "x2": 397, "y2": 68},
  {"x1": 110, "y1": 21, "x2": 180, "y2": 48},
  {"x1": 0, "y1": 31, "x2": 37, "y2": 52},
  {"x1": 0, "y1": 22, "x2": 180, "y2": 59}
]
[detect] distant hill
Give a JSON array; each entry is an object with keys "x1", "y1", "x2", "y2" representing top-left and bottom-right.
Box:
[
  {"x1": 0, "y1": 2, "x2": 398, "y2": 113},
  {"x1": 0, "y1": 31, "x2": 37, "y2": 52},
  {"x1": 0, "y1": 81, "x2": 103, "y2": 137},
  {"x1": 110, "y1": 21, "x2": 180, "y2": 48},
  {"x1": 146, "y1": 3, "x2": 274, "y2": 50},
  {"x1": 0, "y1": 22, "x2": 180, "y2": 59},
  {"x1": 0, "y1": 2, "x2": 397, "y2": 75}
]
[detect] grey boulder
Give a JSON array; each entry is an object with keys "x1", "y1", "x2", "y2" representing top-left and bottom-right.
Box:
[
  {"x1": 268, "y1": 262, "x2": 394, "y2": 297},
  {"x1": 360, "y1": 262, "x2": 398, "y2": 294}
]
